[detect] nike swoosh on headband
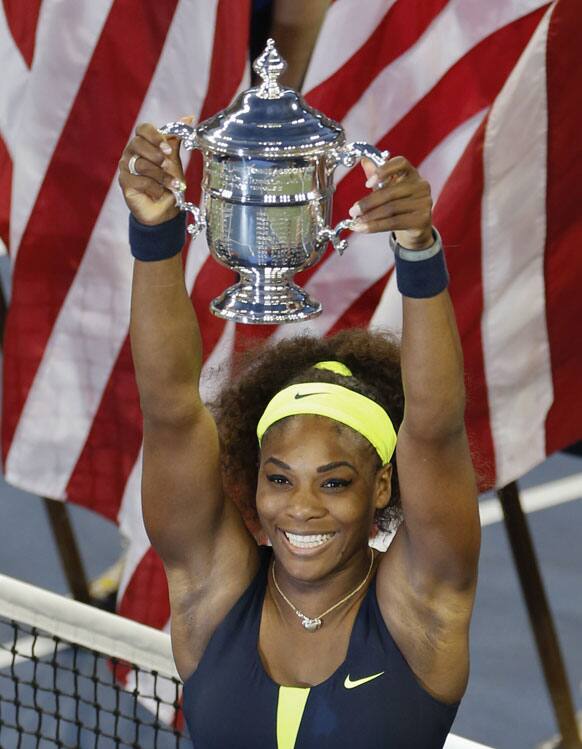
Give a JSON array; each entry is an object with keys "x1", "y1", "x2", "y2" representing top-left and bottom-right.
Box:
[
  {"x1": 294, "y1": 392, "x2": 329, "y2": 399},
  {"x1": 344, "y1": 672, "x2": 385, "y2": 689}
]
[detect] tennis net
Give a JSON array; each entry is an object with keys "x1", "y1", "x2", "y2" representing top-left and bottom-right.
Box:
[{"x1": 0, "y1": 573, "x2": 189, "y2": 748}]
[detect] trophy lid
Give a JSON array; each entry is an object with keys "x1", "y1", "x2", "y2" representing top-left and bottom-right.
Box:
[{"x1": 195, "y1": 39, "x2": 344, "y2": 158}]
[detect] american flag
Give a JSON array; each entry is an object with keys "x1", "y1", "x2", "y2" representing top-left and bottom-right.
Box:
[{"x1": 1, "y1": 0, "x2": 580, "y2": 637}]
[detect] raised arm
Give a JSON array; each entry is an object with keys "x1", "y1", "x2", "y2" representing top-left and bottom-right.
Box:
[
  {"x1": 119, "y1": 125, "x2": 258, "y2": 677},
  {"x1": 352, "y1": 157, "x2": 480, "y2": 701},
  {"x1": 397, "y1": 266, "x2": 480, "y2": 589},
  {"x1": 269, "y1": 0, "x2": 331, "y2": 89}
]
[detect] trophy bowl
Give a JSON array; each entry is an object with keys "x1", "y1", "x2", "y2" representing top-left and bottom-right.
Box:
[{"x1": 160, "y1": 39, "x2": 387, "y2": 325}]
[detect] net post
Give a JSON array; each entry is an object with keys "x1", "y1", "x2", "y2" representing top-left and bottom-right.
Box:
[
  {"x1": 43, "y1": 497, "x2": 92, "y2": 605},
  {"x1": 497, "y1": 481, "x2": 582, "y2": 748}
]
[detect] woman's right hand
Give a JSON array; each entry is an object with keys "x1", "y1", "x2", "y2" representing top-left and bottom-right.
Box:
[{"x1": 118, "y1": 122, "x2": 187, "y2": 226}]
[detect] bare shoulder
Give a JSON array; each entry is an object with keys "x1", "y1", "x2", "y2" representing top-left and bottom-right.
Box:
[
  {"x1": 374, "y1": 527, "x2": 476, "y2": 704},
  {"x1": 166, "y1": 502, "x2": 261, "y2": 682}
]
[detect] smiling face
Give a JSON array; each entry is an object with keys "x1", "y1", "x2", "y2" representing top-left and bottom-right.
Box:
[{"x1": 256, "y1": 414, "x2": 392, "y2": 583}]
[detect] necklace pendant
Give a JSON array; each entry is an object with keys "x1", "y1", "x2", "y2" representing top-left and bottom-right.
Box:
[{"x1": 301, "y1": 616, "x2": 322, "y2": 632}]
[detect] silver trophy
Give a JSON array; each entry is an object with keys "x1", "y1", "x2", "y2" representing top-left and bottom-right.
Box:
[{"x1": 160, "y1": 39, "x2": 387, "y2": 324}]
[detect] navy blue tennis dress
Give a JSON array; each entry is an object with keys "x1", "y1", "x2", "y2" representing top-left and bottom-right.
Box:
[{"x1": 183, "y1": 548, "x2": 459, "y2": 748}]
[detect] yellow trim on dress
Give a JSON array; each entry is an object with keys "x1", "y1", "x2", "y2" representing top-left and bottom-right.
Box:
[{"x1": 276, "y1": 686, "x2": 311, "y2": 749}]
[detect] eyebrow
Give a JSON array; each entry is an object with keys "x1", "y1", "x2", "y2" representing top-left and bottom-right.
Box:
[
  {"x1": 316, "y1": 461, "x2": 357, "y2": 473},
  {"x1": 264, "y1": 458, "x2": 357, "y2": 473},
  {"x1": 264, "y1": 457, "x2": 291, "y2": 470}
]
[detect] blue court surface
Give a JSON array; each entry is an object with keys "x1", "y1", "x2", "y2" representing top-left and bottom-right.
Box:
[{"x1": 1, "y1": 451, "x2": 581, "y2": 749}]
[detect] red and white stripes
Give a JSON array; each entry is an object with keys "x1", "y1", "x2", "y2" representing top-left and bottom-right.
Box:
[
  {"x1": 481, "y1": 6, "x2": 554, "y2": 486},
  {"x1": 2, "y1": 0, "x2": 581, "y2": 631}
]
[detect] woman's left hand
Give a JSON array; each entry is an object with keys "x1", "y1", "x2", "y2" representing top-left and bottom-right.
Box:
[{"x1": 348, "y1": 156, "x2": 434, "y2": 250}]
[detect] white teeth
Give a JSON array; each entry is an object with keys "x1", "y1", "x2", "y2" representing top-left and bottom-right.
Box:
[{"x1": 284, "y1": 532, "x2": 335, "y2": 548}]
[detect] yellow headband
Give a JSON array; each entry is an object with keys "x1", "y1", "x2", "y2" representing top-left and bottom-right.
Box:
[
  {"x1": 313, "y1": 360, "x2": 353, "y2": 377},
  {"x1": 256, "y1": 382, "x2": 397, "y2": 465}
]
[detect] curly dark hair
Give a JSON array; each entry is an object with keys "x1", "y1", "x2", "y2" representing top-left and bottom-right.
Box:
[{"x1": 209, "y1": 328, "x2": 404, "y2": 535}]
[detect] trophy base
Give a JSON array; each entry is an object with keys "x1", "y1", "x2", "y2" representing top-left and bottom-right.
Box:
[{"x1": 210, "y1": 276, "x2": 322, "y2": 324}]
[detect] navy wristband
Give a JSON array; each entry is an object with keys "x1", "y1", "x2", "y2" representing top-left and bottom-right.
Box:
[
  {"x1": 392, "y1": 231, "x2": 449, "y2": 299},
  {"x1": 129, "y1": 212, "x2": 186, "y2": 262}
]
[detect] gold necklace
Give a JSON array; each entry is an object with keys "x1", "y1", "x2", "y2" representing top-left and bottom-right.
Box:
[{"x1": 271, "y1": 548, "x2": 375, "y2": 632}]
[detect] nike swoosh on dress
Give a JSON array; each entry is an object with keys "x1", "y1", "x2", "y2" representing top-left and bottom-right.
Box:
[{"x1": 344, "y1": 672, "x2": 385, "y2": 689}]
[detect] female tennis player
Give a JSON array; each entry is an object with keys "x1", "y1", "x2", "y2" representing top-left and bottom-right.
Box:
[{"x1": 119, "y1": 123, "x2": 480, "y2": 748}]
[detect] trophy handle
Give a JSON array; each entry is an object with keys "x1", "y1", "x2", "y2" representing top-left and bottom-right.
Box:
[
  {"x1": 318, "y1": 142, "x2": 389, "y2": 255},
  {"x1": 315, "y1": 220, "x2": 353, "y2": 256},
  {"x1": 333, "y1": 141, "x2": 389, "y2": 170},
  {"x1": 158, "y1": 121, "x2": 206, "y2": 239}
]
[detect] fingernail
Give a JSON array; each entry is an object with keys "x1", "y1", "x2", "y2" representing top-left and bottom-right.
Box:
[
  {"x1": 351, "y1": 222, "x2": 368, "y2": 233},
  {"x1": 162, "y1": 159, "x2": 172, "y2": 171},
  {"x1": 365, "y1": 175, "x2": 378, "y2": 189},
  {"x1": 160, "y1": 142, "x2": 172, "y2": 155},
  {"x1": 348, "y1": 203, "x2": 362, "y2": 219},
  {"x1": 171, "y1": 178, "x2": 186, "y2": 191}
]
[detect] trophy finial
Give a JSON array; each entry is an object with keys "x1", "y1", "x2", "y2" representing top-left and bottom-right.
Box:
[{"x1": 253, "y1": 38, "x2": 287, "y2": 99}]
